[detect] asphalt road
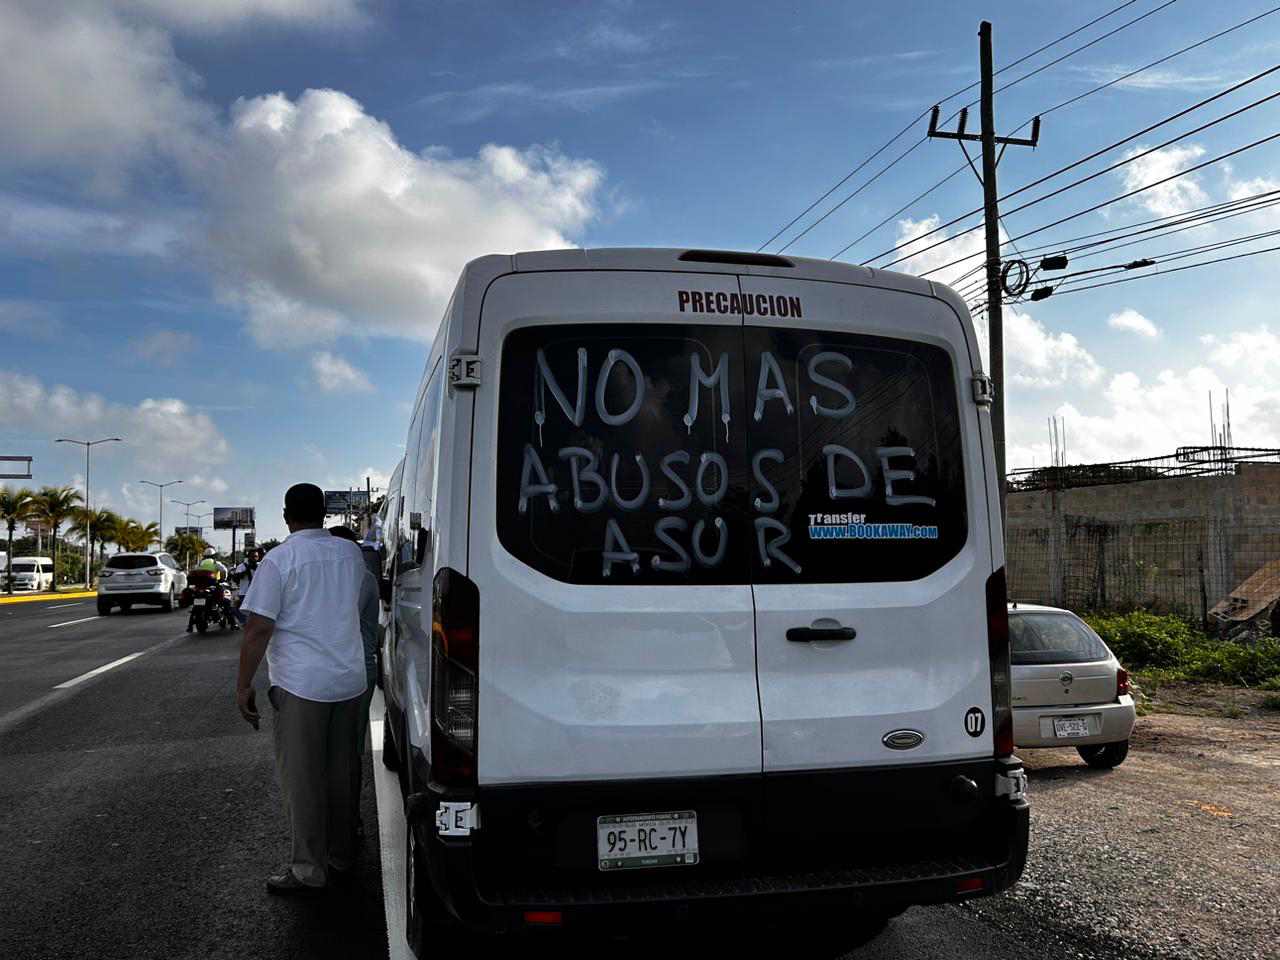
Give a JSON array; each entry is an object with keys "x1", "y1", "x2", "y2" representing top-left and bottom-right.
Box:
[{"x1": 0, "y1": 599, "x2": 1090, "y2": 960}]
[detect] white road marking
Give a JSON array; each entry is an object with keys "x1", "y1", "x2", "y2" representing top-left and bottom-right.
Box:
[
  {"x1": 370, "y1": 688, "x2": 413, "y2": 960},
  {"x1": 48, "y1": 602, "x2": 86, "y2": 609},
  {"x1": 48, "y1": 616, "x2": 101, "y2": 629},
  {"x1": 53, "y1": 651, "x2": 147, "y2": 689}
]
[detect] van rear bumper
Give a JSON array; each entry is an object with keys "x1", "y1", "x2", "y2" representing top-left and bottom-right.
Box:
[{"x1": 411, "y1": 757, "x2": 1029, "y2": 931}]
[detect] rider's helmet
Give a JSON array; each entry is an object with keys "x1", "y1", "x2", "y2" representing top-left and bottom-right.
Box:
[{"x1": 203, "y1": 547, "x2": 216, "y2": 558}]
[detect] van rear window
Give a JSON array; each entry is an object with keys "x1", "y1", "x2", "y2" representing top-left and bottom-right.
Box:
[
  {"x1": 496, "y1": 323, "x2": 967, "y2": 585},
  {"x1": 105, "y1": 556, "x2": 158, "y2": 570}
]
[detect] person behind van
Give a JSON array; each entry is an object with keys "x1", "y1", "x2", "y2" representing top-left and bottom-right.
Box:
[
  {"x1": 328, "y1": 525, "x2": 379, "y2": 835},
  {"x1": 236, "y1": 484, "x2": 368, "y2": 894}
]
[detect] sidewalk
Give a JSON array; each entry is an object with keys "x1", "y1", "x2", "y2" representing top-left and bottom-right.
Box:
[{"x1": 0, "y1": 590, "x2": 97, "y2": 605}]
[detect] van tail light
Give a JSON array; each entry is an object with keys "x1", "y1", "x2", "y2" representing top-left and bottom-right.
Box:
[
  {"x1": 431, "y1": 567, "x2": 479, "y2": 787},
  {"x1": 986, "y1": 567, "x2": 1014, "y2": 758},
  {"x1": 1116, "y1": 667, "x2": 1130, "y2": 699}
]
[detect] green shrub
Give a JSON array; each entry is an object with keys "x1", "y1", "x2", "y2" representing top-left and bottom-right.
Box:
[
  {"x1": 1183, "y1": 636, "x2": 1280, "y2": 687},
  {"x1": 1085, "y1": 611, "x2": 1193, "y2": 669}
]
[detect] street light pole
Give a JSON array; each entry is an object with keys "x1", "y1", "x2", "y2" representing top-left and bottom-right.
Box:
[
  {"x1": 56, "y1": 437, "x2": 123, "y2": 589},
  {"x1": 139, "y1": 479, "x2": 183, "y2": 553},
  {"x1": 171, "y1": 498, "x2": 206, "y2": 570}
]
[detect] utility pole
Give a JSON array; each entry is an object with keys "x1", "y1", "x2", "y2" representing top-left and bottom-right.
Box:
[{"x1": 928, "y1": 20, "x2": 1040, "y2": 534}]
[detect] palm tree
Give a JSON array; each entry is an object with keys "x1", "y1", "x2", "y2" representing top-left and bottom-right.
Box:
[
  {"x1": 92, "y1": 509, "x2": 121, "y2": 562},
  {"x1": 33, "y1": 486, "x2": 84, "y2": 588},
  {"x1": 164, "y1": 531, "x2": 209, "y2": 570},
  {"x1": 116, "y1": 519, "x2": 160, "y2": 553},
  {"x1": 0, "y1": 486, "x2": 36, "y2": 595},
  {"x1": 69, "y1": 507, "x2": 121, "y2": 580}
]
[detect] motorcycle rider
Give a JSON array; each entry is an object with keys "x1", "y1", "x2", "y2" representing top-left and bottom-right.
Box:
[{"x1": 188, "y1": 549, "x2": 237, "y2": 631}]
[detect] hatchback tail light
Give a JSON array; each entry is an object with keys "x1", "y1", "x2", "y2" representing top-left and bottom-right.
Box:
[
  {"x1": 431, "y1": 567, "x2": 479, "y2": 787},
  {"x1": 146, "y1": 568, "x2": 164, "y2": 577},
  {"x1": 986, "y1": 567, "x2": 1013, "y2": 758},
  {"x1": 1116, "y1": 667, "x2": 1130, "y2": 699}
]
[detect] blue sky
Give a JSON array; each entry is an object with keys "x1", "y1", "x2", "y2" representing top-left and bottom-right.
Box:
[{"x1": 2, "y1": 0, "x2": 1280, "y2": 543}]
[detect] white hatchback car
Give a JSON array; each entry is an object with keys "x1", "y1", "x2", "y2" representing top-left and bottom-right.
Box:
[
  {"x1": 97, "y1": 552, "x2": 187, "y2": 614},
  {"x1": 1009, "y1": 602, "x2": 1136, "y2": 768}
]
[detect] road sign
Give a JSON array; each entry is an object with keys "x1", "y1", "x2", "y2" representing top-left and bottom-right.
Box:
[
  {"x1": 1, "y1": 455, "x2": 32, "y2": 479},
  {"x1": 213, "y1": 507, "x2": 255, "y2": 530},
  {"x1": 324, "y1": 490, "x2": 370, "y2": 515},
  {"x1": 243, "y1": 531, "x2": 256, "y2": 549}
]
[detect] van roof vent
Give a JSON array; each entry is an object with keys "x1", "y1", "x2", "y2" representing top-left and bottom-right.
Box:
[{"x1": 678, "y1": 249, "x2": 795, "y2": 268}]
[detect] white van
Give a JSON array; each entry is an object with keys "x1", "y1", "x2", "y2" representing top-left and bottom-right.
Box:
[
  {"x1": 6, "y1": 556, "x2": 54, "y2": 592},
  {"x1": 381, "y1": 248, "x2": 1027, "y2": 942}
]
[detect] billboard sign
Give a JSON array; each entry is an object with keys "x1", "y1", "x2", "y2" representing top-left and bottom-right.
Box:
[
  {"x1": 173, "y1": 526, "x2": 202, "y2": 537},
  {"x1": 324, "y1": 490, "x2": 370, "y2": 515},
  {"x1": 213, "y1": 507, "x2": 255, "y2": 530}
]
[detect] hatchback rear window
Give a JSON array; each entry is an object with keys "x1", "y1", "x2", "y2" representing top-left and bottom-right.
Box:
[
  {"x1": 106, "y1": 556, "x2": 158, "y2": 570},
  {"x1": 496, "y1": 322, "x2": 967, "y2": 585},
  {"x1": 1009, "y1": 613, "x2": 1110, "y2": 665}
]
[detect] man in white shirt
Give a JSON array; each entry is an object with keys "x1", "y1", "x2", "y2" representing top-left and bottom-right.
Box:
[{"x1": 235, "y1": 483, "x2": 368, "y2": 894}]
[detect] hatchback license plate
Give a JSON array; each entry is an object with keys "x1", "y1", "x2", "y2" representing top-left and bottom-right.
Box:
[
  {"x1": 597, "y1": 811, "x2": 698, "y2": 871},
  {"x1": 1054, "y1": 717, "x2": 1089, "y2": 738}
]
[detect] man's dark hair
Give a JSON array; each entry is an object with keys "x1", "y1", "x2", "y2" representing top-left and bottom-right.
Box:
[
  {"x1": 283, "y1": 483, "x2": 326, "y2": 525},
  {"x1": 328, "y1": 525, "x2": 358, "y2": 543}
]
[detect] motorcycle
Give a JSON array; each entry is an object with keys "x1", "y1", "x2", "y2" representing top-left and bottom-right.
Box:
[{"x1": 185, "y1": 573, "x2": 236, "y2": 634}]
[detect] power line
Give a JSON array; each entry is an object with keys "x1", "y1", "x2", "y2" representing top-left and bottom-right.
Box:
[
  {"x1": 869, "y1": 65, "x2": 1280, "y2": 269},
  {"x1": 832, "y1": 4, "x2": 1280, "y2": 261},
  {"x1": 1047, "y1": 240, "x2": 1280, "y2": 295},
  {"x1": 941, "y1": 187, "x2": 1280, "y2": 285},
  {"x1": 1048, "y1": 225, "x2": 1280, "y2": 284},
  {"x1": 903, "y1": 131, "x2": 1280, "y2": 277},
  {"x1": 760, "y1": 0, "x2": 1160, "y2": 252}
]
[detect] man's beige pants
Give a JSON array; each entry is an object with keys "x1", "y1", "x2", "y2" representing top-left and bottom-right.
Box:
[{"x1": 269, "y1": 685, "x2": 364, "y2": 887}]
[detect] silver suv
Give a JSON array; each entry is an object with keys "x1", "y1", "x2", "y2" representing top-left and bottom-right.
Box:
[{"x1": 97, "y1": 552, "x2": 187, "y2": 614}]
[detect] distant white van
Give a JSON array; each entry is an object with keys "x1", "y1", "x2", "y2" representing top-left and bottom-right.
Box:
[
  {"x1": 6, "y1": 556, "x2": 54, "y2": 592},
  {"x1": 380, "y1": 248, "x2": 1028, "y2": 942}
]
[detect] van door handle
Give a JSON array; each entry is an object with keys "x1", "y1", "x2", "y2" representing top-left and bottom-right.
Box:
[{"x1": 786, "y1": 626, "x2": 856, "y2": 642}]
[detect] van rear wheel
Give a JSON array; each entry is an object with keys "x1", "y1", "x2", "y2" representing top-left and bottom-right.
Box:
[{"x1": 1078, "y1": 740, "x2": 1129, "y2": 769}]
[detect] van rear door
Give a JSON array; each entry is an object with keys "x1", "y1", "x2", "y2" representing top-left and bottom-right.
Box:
[
  {"x1": 469, "y1": 270, "x2": 762, "y2": 785},
  {"x1": 739, "y1": 276, "x2": 995, "y2": 771}
]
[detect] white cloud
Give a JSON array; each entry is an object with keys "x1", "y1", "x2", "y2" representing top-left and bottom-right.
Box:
[
  {"x1": 187, "y1": 474, "x2": 230, "y2": 495},
  {"x1": 310, "y1": 351, "x2": 373, "y2": 393},
  {"x1": 1072, "y1": 65, "x2": 1223, "y2": 91},
  {"x1": 0, "y1": 193, "x2": 184, "y2": 256},
  {"x1": 1007, "y1": 327, "x2": 1280, "y2": 468},
  {"x1": 1001, "y1": 308, "x2": 1103, "y2": 388},
  {"x1": 129, "y1": 328, "x2": 196, "y2": 366},
  {"x1": 890, "y1": 214, "x2": 989, "y2": 289},
  {"x1": 1108, "y1": 308, "x2": 1159, "y2": 338},
  {"x1": 888, "y1": 217, "x2": 1101, "y2": 388},
  {"x1": 419, "y1": 81, "x2": 665, "y2": 123},
  {"x1": 116, "y1": 0, "x2": 367, "y2": 32},
  {"x1": 207, "y1": 89, "x2": 604, "y2": 346},
  {"x1": 0, "y1": 2, "x2": 210, "y2": 190},
  {"x1": 0, "y1": 371, "x2": 230, "y2": 472},
  {"x1": 1119, "y1": 144, "x2": 1208, "y2": 217}
]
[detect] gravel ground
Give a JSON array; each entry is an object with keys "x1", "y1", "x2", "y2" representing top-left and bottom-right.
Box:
[{"x1": 962, "y1": 708, "x2": 1280, "y2": 960}]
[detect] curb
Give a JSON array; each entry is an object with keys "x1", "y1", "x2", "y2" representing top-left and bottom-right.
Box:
[{"x1": 0, "y1": 590, "x2": 98, "y2": 606}]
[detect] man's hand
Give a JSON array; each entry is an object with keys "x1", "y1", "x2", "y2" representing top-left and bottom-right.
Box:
[{"x1": 237, "y1": 686, "x2": 260, "y2": 730}]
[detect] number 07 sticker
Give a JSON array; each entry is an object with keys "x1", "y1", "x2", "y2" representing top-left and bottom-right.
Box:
[{"x1": 965, "y1": 707, "x2": 986, "y2": 737}]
